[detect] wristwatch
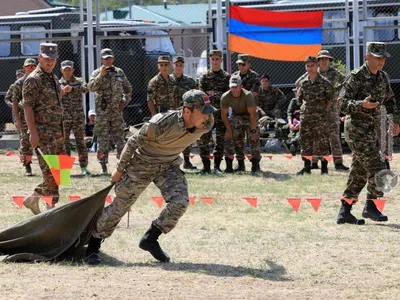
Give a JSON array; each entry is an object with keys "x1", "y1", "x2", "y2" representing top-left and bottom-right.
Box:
[{"x1": 249, "y1": 129, "x2": 257, "y2": 133}]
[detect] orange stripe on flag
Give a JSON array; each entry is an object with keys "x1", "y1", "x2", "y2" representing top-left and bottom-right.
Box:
[{"x1": 229, "y1": 35, "x2": 321, "y2": 61}]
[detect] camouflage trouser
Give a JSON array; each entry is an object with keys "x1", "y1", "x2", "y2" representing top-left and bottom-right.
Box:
[
  {"x1": 95, "y1": 110, "x2": 125, "y2": 164},
  {"x1": 93, "y1": 157, "x2": 189, "y2": 239},
  {"x1": 300, "y1": 119, "x2": 330, "y2": 158},
  {"x1": 64, "y1": 117, "x2": 88, "y2": 168},
  {"x1": 18, "y1": 119, "x2": 33, "y2": 165},
  {"x1": 33, "y1": 129, "x2": 66, "y2": 205},
  {"x1": 342, "y1": 138, "x2": 386, "y2": 203},
  {"x1": 199, "y1": 110, "x2": 225, "y2": 159},
  {"x1": 225, "y1": 115, "x2": 261, "y2": 160}
]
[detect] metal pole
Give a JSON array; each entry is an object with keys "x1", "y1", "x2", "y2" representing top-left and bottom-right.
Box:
[
  {"x1": 352, "y1": 0, "x2": 360, "y2": 69},
  {"x1": 216, "y1": 0, "x2": 223, "y2": 51},
  {"x1": 87, "y1": 0, "x2": 96, "y2": 110},
  {"x1": 81, "y1": 36, "x2": 87, "y2": 118},
  {"x1": 226, "y1": 0, "x2": 231, "y2": 74},
  {"x1": 127, "y1": 210, "x2": 130, "y2": 229},
  {"x1": 105, "y1": 0, "x2": 108, "y2": 21},
  {"x1": 128, "y1": 0, "x2": 132, "y2": 19},
  {"x1": 79, "y1": 0, "x2": 84, "y2": 26},
  {"x1": 345, "y1": 0, "x2": 350, "y2": 74}
]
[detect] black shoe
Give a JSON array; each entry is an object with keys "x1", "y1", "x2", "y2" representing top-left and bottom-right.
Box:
[
  {"x1": 139, "y1": 225, "x2": 170, "y2": 262},
  {"x1": 337, "y1": 200, "x2": 365, "y2": 225},
  {"x1": 225, "y1": 157, "x2": 234, "y2": 173},
  {"x1": 289, "y1": 144, "x2": 296, "y2": 156},
  {"x1": 183, "y1": 157, "x2": 197, "y2": 170},
  {"x1": 86, "y1": 237, "x2": 103, "y2": 265},
  {"x1": 296, "y1": 168, "x2": 311, "y2": 175},
  {"x1": 250, "y1": 159, "x2": 261, "y2": 175},
  {"x1": 362, "y1": 200, "x2": 388, "y2": 222},
  {"x1": 234, "y1": 160, "x2": 246, "y2": 172},
  {"x1": 321, "y1": 160, "x2": 328, "y2": 175},
  {"x1": 311, "y1": 162, "x2": 319, "y2": 169},
  {"x1": 335, "y1": 163, "x2": 349, "y2": 172},
  {"x1": 198, "y1": 158, "x2": 211, "y2": 174}
]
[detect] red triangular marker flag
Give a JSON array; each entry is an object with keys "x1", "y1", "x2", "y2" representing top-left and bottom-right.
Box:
[
  {"x1": 5, "y1": 151, "x2": 13, "y2": 156},
  {"x1": 306, "y1": 197, "x2": 322, "y2": 212},
  {"x1": 189, "y1": 196, "x2": 195, "y2": 205},
  {"x1": 69, "y1": 195, "x2": 81, "y2": 201},
  {"x1": 287, "y1": 197, "x2": 301, "y2": 212},
  {"x1": 243, "y1": 197, "x2": 258, "y2": 208},
  {"x1": 373, "y1": 199, "x2": 386, "y2": 212},
  {"x1": 303, "y1": 156, "x2": 312, "y2": 161},
  {"x1": 42, "y1": 196, "x2": 53, "y2": 206},
  {"x1": 12, "y1": 196, "x2": 25, "y2": 208},
  {"x1": 284, "y1": 155, "x2": 293, "y2": 160},
  {"x1": 105, "y1": 195, "x2": 113, "y2": 204},
  {"x1": 323, "y1": 156, "x2": 333, "y2": 163},
  {"x1": 342, "y1": 197, "x2": 353, "y2": 205},
  {"x1": 152, "y1": 196, "x2": 164, "y2": 208},
  {"x1": 265, "y1": 155, "x2": 272, "y2": 160},
  {"x1": 201, "y1": 197, "x2": 214, "y2": 205}
]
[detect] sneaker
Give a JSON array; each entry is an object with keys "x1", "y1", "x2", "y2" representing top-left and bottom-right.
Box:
[{"x1": 23, "y1": 192, "x2": 41, "y2": 215}]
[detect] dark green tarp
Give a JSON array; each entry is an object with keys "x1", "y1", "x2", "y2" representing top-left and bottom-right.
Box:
[{"x1": 0, "y1": 184, "x2": 113, "y2": 262}]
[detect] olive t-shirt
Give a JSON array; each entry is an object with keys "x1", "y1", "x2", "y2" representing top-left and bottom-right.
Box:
[{"x1": 221, "y1": 89, "x2": 255, "y2": 115}]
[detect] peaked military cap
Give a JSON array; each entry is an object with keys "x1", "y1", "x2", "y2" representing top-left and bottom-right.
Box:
[
  {"x1": 40, "y1": 43, "x2": 59, "y2": 58},
  {"x1": 16, "y1": 69, "x2": 25, "y2": 76},
  {"x1": 305, "y1": 56, "x2": 318, "y2": 63},
  {"x1": 229, "y1": 75, "x2": 242, "y2": 87},
  {"x1": 236, "y1": 54, "x2": 251, "y2": 64},
  {"x1": 209, "y1": 49, "x2": 222, "y2": 57},
  {"x1": 101, "y1": 48, "x2": 114, "y2": 59},
  {"x1": 173, "y1": 56, "x2": 185, "y2": 63},
  {"x1": 367, "y1": 42, "x2": 391, "y2": 58},
  {"x1": 158, "y1": 55, "x2": 171, "y2": 63},
  {"x1": 183, "y1": 89, "x2": 216, "y2": 115},
  {"x1": 61, "y1": 60, "x2": 74, "y2": 69},
  {"x1": 317, "y1": 50, "x2": 334, "y2": 60},
  {"x1": 24, "y1": 58, "x2": 37, "y2": 66}
]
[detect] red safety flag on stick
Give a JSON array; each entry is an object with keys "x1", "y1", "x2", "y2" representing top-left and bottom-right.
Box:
[
  {"x1": 306, "y1": 197, "x2": 322, "y2": 212},
  {"x1": 287, "y1": 197, "x2": 301, "y2": 212},
  {"x1": 201, "y1": 197, "x2": 214, "y2": 205},
  {"x1": 373, "y1": 199, "x2": 386, "y2": 212},
  {"x1": 152, "y1": 196, "x2": 164, "y2": 208},
  {"x1": 243, "y1": 197, "x2": 258, "y2": 208},
  {"x1": 69, "y1": 195, "x2": 81, "y2": 201},
  {"x1": 12, "y1": 196, "x2": 25, "y2": 208}
]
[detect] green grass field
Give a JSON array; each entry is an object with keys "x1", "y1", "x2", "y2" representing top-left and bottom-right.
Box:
[{"x1": 1, "y1": 151, "x2": 400, "y2": 299}]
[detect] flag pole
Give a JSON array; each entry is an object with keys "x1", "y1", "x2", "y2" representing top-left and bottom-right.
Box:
[
  {"x1": 127, "y1": 209, "x2": 130, "y2": 229},
  {"x1": 226, "y1": 0, "x2": 231, "y2": 74},
  {"x1": 36, "y1": 147, "x2": 44, "y2": 157}
]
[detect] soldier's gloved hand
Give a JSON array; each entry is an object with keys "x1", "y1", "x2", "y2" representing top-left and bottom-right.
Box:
[{"x1": 224, "y1": 130, "x2": 233, "y2": 141}]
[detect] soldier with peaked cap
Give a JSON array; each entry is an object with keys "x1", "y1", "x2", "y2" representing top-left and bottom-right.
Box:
[
  {"x1": 88, "y1": 48, "x2": 132, "y2": 175},
  {"x1": 59, "y1": 60, "x2": 90, "y2": 175},
  {"x1": 12, "y1": 58, "x2": 37, "y2": 176},
  {"x1": 85, "y1": 89, "x2": 215, "y2": 265},
  {"x1": 22, "y1": 43, "x2": 66, "y2": 214},
  {"x1": 169, "y1": 56, "x2": 197, "y2": 170},
  {"x1": 337, "y1": 42, "x2": 400, "y2": 225},
  {"x1": 233, "y1": 54, "x2": 259, "y2": 93}
]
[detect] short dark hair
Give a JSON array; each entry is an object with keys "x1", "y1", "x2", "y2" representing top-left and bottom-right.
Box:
[{"x1": 260, "y1": 74, "x2": 270, "y2": 81}]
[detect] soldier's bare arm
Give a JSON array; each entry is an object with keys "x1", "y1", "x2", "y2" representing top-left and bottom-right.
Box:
[{"x1": 221, "y1": 107, "x2": 232, "y2": 140}]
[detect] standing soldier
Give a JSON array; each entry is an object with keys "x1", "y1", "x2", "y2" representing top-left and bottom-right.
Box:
[
  {"x1": 198, "y1": 50, "x2": 230, "y2": 174},
  {"x1": 337, "y1": 42, "x2": 400, "y2": 225},
  {"x1": 147, "y1": 56, "x2": 175, "y2": 116},
  {"x1": 232, "y1": 54, "x2": 259, "y2": 93},
  {"x1": 170, "y1": 56, "x2": 197, "y2": 170},
  {"x1": 297, "y1": 56, "x2": 334, "y2": 175},
  {"x1": 85, "y1": 89, "x2": 215, "y2": 265},
  {"x1": 59, "y1": 60, "x2": 90, "y2": 175},
  {"x1": 12, "y1": 59, "x2": 37, "y2": 176},
  {"x1": 22, "y1": 43, "x2": 65, "y2": 214},
  {"x1": 221, "y1": 75, "x2": 261, "y2": 174},
  {"x1": 88, "y1": 48, "x2": 132, "y2": 175}
]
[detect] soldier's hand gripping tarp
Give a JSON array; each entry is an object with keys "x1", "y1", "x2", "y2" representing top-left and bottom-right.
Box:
[{"x1": 0, "y1": 184, "x2": 114, "y2": 262}]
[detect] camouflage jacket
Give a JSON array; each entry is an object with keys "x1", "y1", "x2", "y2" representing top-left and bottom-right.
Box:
[
  {"x1": 116, "y1": 109, "x2": 214, "y2": 171},
  {"x1": 199, "y1": 69, "x2": 230, "y2": 109},
  {"x1": 13, "y1": 77, "x2": 25, "y2": 109},
  {"x1": 319, "y1": 66, "x2": 346, "y2": 94},
  {"x1": 339, "y1": 63, "x2": 399, "y2": 136},
  {"x1": 254, "y1": 85, "x2": 286, "y2": 118},
  {"x1": 22, "y1": 65, "x2": 63, "y2": 129},
  {"x1": 169, "y1": 73, "x2": 196, "y2": 108},
  {"x1": 232, "y1": 69, "x2": 259, "y2": 91},
  {"x1": 287, "y1": 97, "x2": 301, "y2": 121},
  {"x1": 4, "y1": 84, "x2": 14, "y2": 108},
  {"x1": 59, "y1": 76, "x2": 88, "y2": 120},
  {"x1": 299, "y1": 73, "x2": 334, "y2": 120},
  {"x1": 147, "y1": 73, "x2": 175, "y2": 112},
  {"x1": 88, "y1": 66, "x2": 132, "y2": 113}
]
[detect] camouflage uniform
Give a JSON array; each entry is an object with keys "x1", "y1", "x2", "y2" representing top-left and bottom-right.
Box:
[
  {"x1": 148, "y1": 74, "x2": 175, "y2": 113},
  {"x1": 22, "y1": 63, "x2": 65, "y2": 205},
  {"x1": 88, "y1": 65, "x2": 132, "y2": 165},
  {"x1": 199, "y1": 68, "x2": 230, "y2": 166},
  {"x1": 93, "y1": 90, "x2": 214, "y2": 240},
  {"x1": 4, "y1": 83, "x2": 14, "y2": 108},
  {"x1": 254, "y1": 85, "x2": 286, "y2": 118},
  {"x1": 232, "y1": 69, "x2": 259, "y2": 92},
  {"x1": 59, "y1": 73, "x2": 89, "y2": 167}
]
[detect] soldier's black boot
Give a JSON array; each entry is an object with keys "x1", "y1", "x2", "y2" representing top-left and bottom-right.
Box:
[
  {"x1": 251, "y1": 159, "x2": 261, "y2": 175},
  {"x1": 225, "y1": 157, "x2": 234, "y2": 173},
  {"x1": 385, "y1": 159, "x2": 390, "y2": 170},
  {"x1": 362, "y1": 200, "x2": 388, "y2": 222},
  {"x1": 296, "y1": 159, "x2": 311, "y2": 175},
  {"x1": 213, "y1": 157, "x2": 223, "y2": 175},
  {"x1": 139, "y1": 225, "x2": 170, "y2": 263},
  {"x1": 100, "y1": 162, "x2": 108, "y2": 175},
  {"x1": 86, "y1": 236, "x2": 102, "y2": 265},
  {"x1": 321, "y1": 159, "x2": 328, "y2": 175},
  {"x1": 234, "y1": 159, "x2": 246, "y2": 172},
  {"x1": 337, "y1": 200, "x2": 365, "y2": 225},
  {"x1": 200, "y1": 158, "x2": 211, "y2": 174},
  {"x1": 24, "y1": 163, "x2": 33, "y2": 176},
  {"x1": 335, "y1": 163, "x2": 349, "y2": 172},
  {"x1": 311, "y1": 162, "x2": 319, "y2": 169},
  {"x1": 183, "y1": 156, "x2": 197, "y2": 170}
]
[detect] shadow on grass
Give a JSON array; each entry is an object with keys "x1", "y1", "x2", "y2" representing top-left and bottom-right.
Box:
[{"x1": 370, "y1": 223, "x2": 400, "y2": 230}]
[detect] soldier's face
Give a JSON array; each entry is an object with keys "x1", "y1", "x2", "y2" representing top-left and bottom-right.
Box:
[
  {"x1": 238, "y1": 62, "x2": 250, "y2": 73},
  {"x1": 366, "y1": 54, "x2": 386, "y2": 72},
  {"x1": 260, "y1": 78, "x2": 269, "y2": 88},
  {"x1": 188, "y1": 108, "x2": 209, "y2": 129},
  {"x1": 61, "y1": 67, "x2": 74, "y2": 78},
  {"x1": 318, "y1": 57, "x2": 330, "y2": 69},
  {"x1": 158, "y1": 62, "x2": 170, "y2": 75},
  {"x1": 38, "y1": 56, "x2": 57, "y2": 73},
  {"x1": 305, "y1": 62, "x2": 318, "y2": 75},
  {"x1": 23, "y1": 64, "x2": 36, "y2": 76},
  {"x1": 101, "y1": 57, "x2": 114, "y2": 67},
  {"x1": 16, "y1": 73, "x2": 24, "y2": 79},
  {"x1": 210, "y1": 55, "x2": 222, "y2": 69},
  {"x1": 230, "y1": 85, "x2": 242, "y2": 97},
  {"x1": 173, "y1": 62, "x2": 184, "y2": 74}
]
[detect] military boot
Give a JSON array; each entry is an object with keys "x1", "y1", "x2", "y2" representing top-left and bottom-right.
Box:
[
  {"x1": 362, "y1": 200, "x2": 388, "y2": 222},
  {"x1": 335, "y1": 163, "x2": 349, "y2": 172},
  {"x1": 23, "y1": 191, "x2": 41, "y2": 215},
  {"x1": 250, "y1": 158, "x2": 261, "y2": 175},
  {"x1": 321, "y1": 159, "x2": 328, "y2": 175},
  {"x1": 86, "y1": 236, "x2": 103, "y2": 265},
  {"x1": 337, "y1": 200, "x2": 365, "y2": 225},
  {"x1": 225, "y1": 157, "x2": 234, "y2": 173},
  {"x1": 385, "y1": 159, "x2": 390, "y2": 170},
  {"x1": 139, "y1": 225, "x2": 170, "y2": 263},
  {"x1": 296, "y1": 159, "x2": 311, "y2": 175},
  {"x1": 199, "y1": 158, "x2": 211, "y2": 174},
  {"x1": 24, "y1": 163, "x2": 33, "y2": 176},
  {"x1": 234, "y1": 159, "x2": 246, "y2": 172},
  {"x1": 311, "y1": 162, "x2": 319, "y2": 169},
  {"x1": 100, "y1": 162, "x2": 108, "y2": 175},
  {"x1": 183, "y1": 156, "x2": 197, "y2": 170},
  {"x1": 213, "y1": 157, "x2": 223, "y2": 175}
]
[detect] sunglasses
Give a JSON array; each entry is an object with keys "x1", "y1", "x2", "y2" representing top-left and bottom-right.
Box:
[{"x1": 25, "y1": 65, "x2": 36, "y2": 69}]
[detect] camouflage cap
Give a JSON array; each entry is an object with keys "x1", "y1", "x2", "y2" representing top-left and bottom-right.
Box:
[
  {"x1": 61, "y1": 60, "x2": 74, "y2": 69},
  {"x1": 229, "y1": 75, "x2": 242, "y2": 87},
  {"x1": 23, "y1": 58, "x2": 37, "y2": 66},
  {"x1": 367, "y1": 42, "x2": 391, "y2": 58},
  {"x1": 209, "y1": 49, "x2": 222, "y2": 57},
  {"x1": 40, "y1": 43, "x2": 58, "y2": 58},
  {"x1": 236, "y1": 54, "x2": 251, "y2": 64},
  {"x1": 101, "y1": 48, "x2": 114, "y2": 59},
  {"x1": 16, "y1": 69, "x2": 25, "y2": 76},
  {"x1": 183, "y1": 89, "x2": 217, "y2": 115},
  {"x1": 317, "y1": 50, "x2": 334, "y2": 60},
  {"x1": 158, "y1": 55, "x2": 171, "y2": 63},
  {"x1": 173, "y1": 56, "x2": 185, "y2": 63},
  {"x1": 305, "y1": 56, "x2": 318, "y2": 63}
]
